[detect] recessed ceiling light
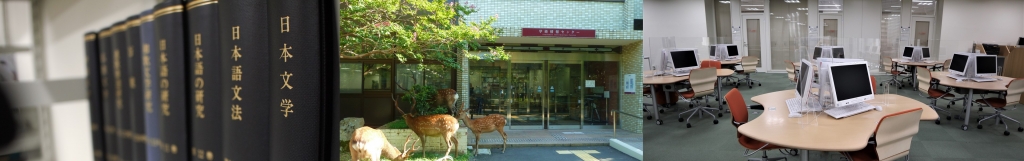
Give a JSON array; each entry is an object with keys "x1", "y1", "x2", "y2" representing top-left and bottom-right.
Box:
[
  {"x1": 890, "y1": 6, "x2": 901, "y2": 7},
  {"x1": 719, "y1": 1, "x2": 731, "y2": 4}
]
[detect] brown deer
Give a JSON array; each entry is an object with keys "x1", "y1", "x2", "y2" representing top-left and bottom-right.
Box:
[
  {"x1": 456, "y1": 108, "x2": 508, "y2": 156},
  {"x1": 392, "y1": 95, "x2": 460, "y2": 158},
  {"x1": 435, "y1": 88, "x2": 458, "y2": 115},
  {"x1": 349, "y1": 127, "x2": 419, "y2": 161}
]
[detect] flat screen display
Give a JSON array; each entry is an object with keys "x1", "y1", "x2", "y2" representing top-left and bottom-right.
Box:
[
  {"x1": 922, "y1": 48, "x2": 930, "y2": 58},
  {"x1": 727, "y1": 45, "x2": 739, "y2": 56},
  {"x1": 671, "y1": 50, "x2": 698, "y2": 69},
  {"x1": 975, "y1": 56, "x2": 997, "y2": 74},
  {"x1": 832, "y1": 48, "x2": 844, "y2": 58},
  {"x1": 949, "y1": 54, "x2": 970, "y2": 73},
  {"x1": 797, "y1": 61, "x2": 811, "y2": 96},
  {"x1": 902, "y1": 47, "x2": 914, "y2": 58},
  {"x1": 830, "y1": 63, "x2": 873, "y2": 102},
  {"x1": 709, "y1": 46, "x2": 716, "y2": 56},
  {"x1": 813, "y1": 47, "x2": 823, "y2": 59}
]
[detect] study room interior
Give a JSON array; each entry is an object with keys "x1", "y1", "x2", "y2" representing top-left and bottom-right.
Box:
[{"x1": 643, "y1": 0, "x2": 1024, "y2": 160}]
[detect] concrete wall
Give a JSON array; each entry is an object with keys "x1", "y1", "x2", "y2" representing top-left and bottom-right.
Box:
[
  {"x1": 642, "y1": 0, "x2": 708, "y2": 71},
  {"x1": 938, "y1": 0, "x2": 1024, "y2": 59},
  {"x1": 620, "y1": 41, "x2": 642, "y2": 133}
]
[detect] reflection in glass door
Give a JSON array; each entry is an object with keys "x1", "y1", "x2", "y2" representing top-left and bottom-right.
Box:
[
  {"x1": 820, "y1": 15, "x2": 842, "y2": 46},
  {"x1": 546, "y1": 62, "x2": 582, "y2": 129},
  {"x1": 509, "y1": 62, "x2": 544, "y2": 128},
  {"x1": 911, "y1": 18, "x2": 932, "y2": 47},
  {"x1": 742, "y1": 15, "x2": 768, "y2": 71}
]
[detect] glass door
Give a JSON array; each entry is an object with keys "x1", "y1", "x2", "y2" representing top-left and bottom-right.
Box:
[
  {"x1": 910, "y1": 18, "x2": 934, "y2": 47},
  {"x1": 508, "y1": 62, "x2": 545, "y2": 129},
  {"x1": 741, "y1": 15, "x2": 769, "y2": 72},
  {"x1": 820, "y1": 15, "x2": 843, "y2": 46},
  {"x1": 546, "y1": 62, "x2": 583, "y2": 129}
]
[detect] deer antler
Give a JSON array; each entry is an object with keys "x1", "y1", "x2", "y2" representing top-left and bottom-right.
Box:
[
  {"x1": 394, "y1": 75, "x2": 420, "y2": 115},
  {"x1": 402, "y1": 135, "x2": 419, "y2": 156},
  {"x1": 392, "y1": 95, "x2": 407, "y2": 116}
]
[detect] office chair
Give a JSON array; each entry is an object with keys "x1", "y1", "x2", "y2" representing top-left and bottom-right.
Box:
[
  {"x1": 916, "y1": 67, "x2": 954, "y2": 124},
  {"x1": 841, "y1": 108, "x2": 923, "y2": 161},
  {"x1": 880, "y1": 57, "x2": 907, "y2": 89},
  {"x1": 725, "y1": 88, "x2": 791, "y2": 161},
  {"x1": 974, "y1": 78, "x2": 1024, "y2": 136},
  {"x1": 871, "y1": 76, "x2": 877, "y2": 93},
  {"x1": 735, "y1": 56, "x2": 762, "y2": 88},
  {"x1": 677, "y1": 68, "x2": 720, "y2": 128},
  {"x1": 785, "y1": 60, "x2": 796, "y2": 83}
]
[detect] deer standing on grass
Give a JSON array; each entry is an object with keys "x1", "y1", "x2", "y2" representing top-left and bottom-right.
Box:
[
  {"x1": 435, "y1": 88, "x2": 458, "y2": 116},
  {"x1": 456, "y1": 108, "x2": 508, "y2": 156},
  {"x1": 349, "y1": 127, "x2": 419, "y2": 161},
  {"x1": 392, "y1": 95, "x2": 460, "y2": 159}
]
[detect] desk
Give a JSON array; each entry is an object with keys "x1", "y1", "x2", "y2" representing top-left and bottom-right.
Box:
[
  {"x1": 893, "y1": 59, "x2": 942, "y2": 88},
  {"x1": 707, "y1": 59, "x2": 741, "y2": 65},
  {"x1": 738, "y1": 90, "x2": 938, "y2": 161},
  {"x1": 643, "y1": 69, "x2": 735, "y2": 125},
  {"x1": 931, "y1": 72, "x2": 1013, "y2": 130}
]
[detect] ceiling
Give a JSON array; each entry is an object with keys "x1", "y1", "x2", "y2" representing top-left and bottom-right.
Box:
[{"x1": 724, "y1": 0, "x2": 934, "y2": 15}]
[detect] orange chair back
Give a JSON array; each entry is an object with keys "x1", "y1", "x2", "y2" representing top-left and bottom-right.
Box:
[
  {"x1": 870, "y1": 76, "x2": 877, "y2": 93},
  {"x1": 701, "y1": 60, "x2": 722, "y2": 69},
  {"x1": 725, "y1": 88, "x2": 748, "y2": 127}
]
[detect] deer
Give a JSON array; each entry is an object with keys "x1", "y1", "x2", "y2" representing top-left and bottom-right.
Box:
[
  {"x1": 392, "y1": 94, "x2": 460, "y2": 159},
  {"x1": 456, "y1": 108, "x2": 508, "y2": 156},
  {"x1": 349, "y1": 127, "x2": 419, "y2": 161},
  {"x1": 435, "y1": 88, "x2": 458, "y2": 115}
]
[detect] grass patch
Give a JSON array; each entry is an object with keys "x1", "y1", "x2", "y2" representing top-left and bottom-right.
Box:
[{"x1": 382, "y1": 118, "x2": 409, "y2": 129}]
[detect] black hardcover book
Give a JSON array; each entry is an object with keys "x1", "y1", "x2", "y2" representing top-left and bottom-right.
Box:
[
  {"x1": 266, "y1": 0, "x2": 339, "y2": 160},
  {"x1": 85, "y1": 31, "x2": 106, "y2": 161},
  {"x1": 186, "y1": 0, "x2": 222, "y2": 160},
  {"x1": 126, "y1": 15, "x2": 148, "y2": 161},
  {"x1": 153, "y1": 1, "x2": 190, "y2": 160},
  {"x1": 139, "y1": 9, "x2": 163, "y2": 161},
  {"x1": 219, "y1": 0, "x2": 271, "y2": 160},
  {"x1": 112, "y1": 20, "x2": 134, "y2": 161},
  {"x1": 100, "y1": 26, "x2": 119, "y2": 161}
]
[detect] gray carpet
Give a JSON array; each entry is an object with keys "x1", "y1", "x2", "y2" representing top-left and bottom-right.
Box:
[{"x1": 644, "y1": 72, "x2": 1024, "y2": 161}]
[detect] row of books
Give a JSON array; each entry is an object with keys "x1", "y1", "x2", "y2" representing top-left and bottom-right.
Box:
[{"x1": 83, "y1": 0, "x2": 340, "y2": 160}]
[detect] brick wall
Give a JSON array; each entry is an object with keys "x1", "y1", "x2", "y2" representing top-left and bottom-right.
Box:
[{"x1": 620, "y1": 41, "x2": 643, "y2": 133}]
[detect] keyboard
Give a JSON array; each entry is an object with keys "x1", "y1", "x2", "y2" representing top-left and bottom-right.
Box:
[
  {"x1": 785, "y1": 98, "x2": 822, "y2": 113},
  {"x1": 971, "y1": 77, "x2": 997, "y2": 82},
  {"x1": 824, "y1": 102, "x2": 877, "y2": 119},
  {"x1": 946, "y1": 74, "x2": 968, "y2": 80},
  {"x1": 673, "y1": 73, "x2": 690, "y2": 77}
]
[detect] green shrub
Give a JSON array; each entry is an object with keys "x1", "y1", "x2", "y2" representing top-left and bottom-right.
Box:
[{"x1": 401, "y1": 85, "x2": 449, "y2": 116}]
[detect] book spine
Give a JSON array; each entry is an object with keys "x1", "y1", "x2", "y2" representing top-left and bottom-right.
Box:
[
  {"x1": 139, "y1": 9, "x2": 162, "y2": 161},
  {"x1": 85, "y1": 31, "x2": 105, "y2": 161},
  {"x1": 126, "y1": 15, "x2": 147, "y2": 161},
  {"x1": 267, "y1": 0, "x2": 338, "y2": 160},
  {"x1": 100, "y1": 26, "x2": 119, "y2": 161},
  {"x1": 186, "y1": 0, "x2": 222, "y2": 160},
  {"x1": 219, "y1": 0, "x2": 271, "y2": 160},
  {"x1": 153, "y1": 1, "x2": 190, "y2": 160},
  {"x1": 113, "y1": 20, "x2": 134, "y2": 161}
]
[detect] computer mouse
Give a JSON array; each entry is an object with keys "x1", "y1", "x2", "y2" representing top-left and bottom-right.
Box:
[{"x1": 874, "y1": 106, "x2": 883, "y2": 111}]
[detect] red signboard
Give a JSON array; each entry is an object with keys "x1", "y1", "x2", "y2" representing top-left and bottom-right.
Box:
[{"x1": 522, "y1": 28, "x2": 596, "y2": 38}]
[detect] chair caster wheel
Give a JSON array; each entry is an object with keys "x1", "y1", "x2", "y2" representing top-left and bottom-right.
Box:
[
  {"x1": 656, "y1": 120, "x2": 663, "y2": 125},
  {"x1": 646, "y1": 116, "x2": 652, "y2": 120},
  {"x1": 980, "y1": 108, "x2": 984, "y2": 112},
  {"x1": 1017, "y1": 127, "x2": 1022, "y2": 132},
  {"x1": 713, "y1": 120, "x2": 719, "y2": 124},
  {"x1": 1005, "y1": 131, "x2": 1011, "y2": 136},
  {"x1": 718, "y1": 113, "x2": 723, "y2": 117},
  {"x1": 947, "y1": 104, "x2": 951, "y2": 108},
  {"x1": 952, "y1": 102, "x2": 956, "y2": 105},
  {"x1": 1000, "y1": 120, "x2": 1004, "y2": 124},
  {"x1": 978, "y1": 125, "x2": 983, "y2": 129},
  {"x1": 962, "y1": 125, "x2": 969, "y2": 131},
  {"x1": 686, "y1": 123, "x2": 692, "y2": 128},
  {"x1": 935, "y1": 120, "x2": 941, "y2": 124},
  {"x1": 947, "y1": 116, "x2": 951, "y2": 120},
  {"x1": 659, "y1": 110, "x2": 664, "y2": 113},
  {"x1": 678, "y1": 118, "x2": 684, "y2": 122},
  {"x1": 748, "y1": 86, "x2": 753, "y2": 88},
  {"x1": 758, "y1": 83, "x2": 762, "y2": 86}
]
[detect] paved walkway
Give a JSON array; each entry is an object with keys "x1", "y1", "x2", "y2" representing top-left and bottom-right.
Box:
[{"x1": 468, "y1": 129, "x2": 643, "y2": 150}]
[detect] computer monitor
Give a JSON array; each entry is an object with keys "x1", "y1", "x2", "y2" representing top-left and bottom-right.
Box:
[
  {"x1": 901, "y1": 47, "x2": 915, "y2": 59},
  {"x1": 831, "y1": 47, "x2": 845, "y2": 58},
  {"x1": 727, "y1": 45, "x2": 739, "y2": 58},
  {"x1": 974, "y1": 55, "x2": 998, "y2": 77},
  {"x1": 949, "y1": 53, "x2": 972, "y2": 76},
  {"x1": 827, "y1": 61, "x2": 874, "y2": 107},
  {"x1": 796, "y1": 59, "x2": 814, "y2": 98},
  {"x1": 663, "y1": 48, "x2": 700, "y2": 73},
  {"x1": 921, "y1": 48, "x2": 930, "y2": 59},
  {"x1": 982, "y1": 43, "x2": 1000, "y2": 55},
  {"x1": 1018, "y1": 37, "x2": 1024, "y2": 46},
  {"x1": 813, "y1": 47, "x2": 824, "y2": 59}
]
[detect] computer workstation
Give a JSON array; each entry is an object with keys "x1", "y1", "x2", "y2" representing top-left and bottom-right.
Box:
[
  {"x1": 709, "y1": 44, "x2": 740, "y2": 61},
  {"x1": 900, "y1": 46, "x2": 932, "y2": 62},
  {"x1": 812, "y1": 46, "x2": 845, "y2": 59},
  {"x1": 946, "y1": 52, "x2": 1000, "y2": 82},
  {"x1": 662, "y1": 48, "x2": 701, "y2": 77},
  {"x1": 785, "y1": 58, "x2": 879, "y2": 119}
]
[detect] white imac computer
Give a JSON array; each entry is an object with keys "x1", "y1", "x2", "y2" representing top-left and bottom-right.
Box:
[
  {"x1": 813, "y1": 47, "x2": 824, "y2": 59},
  {"x1": 663, "y1": 48, "x2": 701, "y2": 76},
  {"x1": 813, "y1": 46, "x2": 845, "y2": 59},
  {"x1": 831, "y1": 47, "x2": 845, "y2": 58},
  {"x1": 901, "y1": 46, "x2": 915, "y2": 60},
  {"x1": 826, "y1": 61, "x2": 875, "y2": 107},
  {"x1": 974, "y1": 55, "x2": 998, "y2": 78},
  {"x1": 921, "y1": 47, "x2": 931, "y2": 60},
  {"x1": 948, "y1": 53, "x2": 972, "y2": 76},
  {"x1": 796, "y1": 59, "x2": 815, "y2": 98},
  {"x1": 709, "y1": 44, "x2": 739, "y2": 60}
]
